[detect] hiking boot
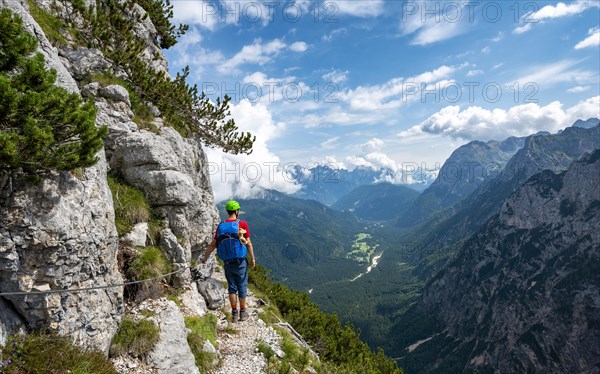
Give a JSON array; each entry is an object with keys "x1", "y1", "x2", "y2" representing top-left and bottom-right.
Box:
[
  {"x1": 231, "y1": 309, "x2": 239, "y2": 323},
  {"x1": 239, "y1": 309, "x2": 249, "y2": 322}
]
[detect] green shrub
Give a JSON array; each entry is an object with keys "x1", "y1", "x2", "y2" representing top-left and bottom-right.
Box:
[
  {"x1": 0, "y1": 333, "x2": 117, "y2": 373},
  {"x1": 0, "y1": 9, "x2": 107, "y2": 174},
  {"x1": 185, "y1": 314, "x2": 218, "y2": 347},
  {"x1": 129, "y1": 246, "x2": 172, "y2": 281},
  {"x1": 107, "y1": 174, "x2": 152, "y2": 236},
  {"x1": 185, "y1": 315, "x2": 219, "y2": 371},
  {"x1": 110, "y1": 318, "x2": 159, "y2": 357},
  {"x1": 60, "y1": 0, "x2": 254, "y2": 154}
]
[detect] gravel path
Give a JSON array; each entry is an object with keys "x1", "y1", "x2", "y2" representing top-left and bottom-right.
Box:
[{"x1": 213, "y1": 271, "x2": 282, "y2": 374}]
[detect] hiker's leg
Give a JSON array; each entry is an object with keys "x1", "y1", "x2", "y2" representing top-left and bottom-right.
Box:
[
  {"x1": 224, "y1": 265, "x2": 239, "y2": 309},
  {"x1": 229, "y1": 293, "x2": 238, "y2": 309},
  {"x1": 238, "y1": 259, "x2": 249, "y2": 309}
]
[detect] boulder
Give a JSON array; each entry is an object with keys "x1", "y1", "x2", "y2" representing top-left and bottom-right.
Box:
[
  {"x1": 123, "y1": 222, "x2": 148, "y2": 247},
  {"x1": 197, "y1": 278, "x2": 225, "y2": 310},
  {"x1": 145, "y1": 300, "x2": 199, "y2": 374},
  {"x1": 179, "y1": 283, "x2": 207, "y2": 316},
  {"x1": 59, "y1": 47, "x2": 112, "y2": 80}
]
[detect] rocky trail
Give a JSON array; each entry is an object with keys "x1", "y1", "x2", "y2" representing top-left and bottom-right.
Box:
[{"x1": 211, "y1": 269, "x2": 283, "y2": 374}]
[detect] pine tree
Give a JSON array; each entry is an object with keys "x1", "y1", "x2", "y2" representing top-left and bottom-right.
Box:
[{"x1": 0, "y1": 9, "x2": 107, "y2": 174}]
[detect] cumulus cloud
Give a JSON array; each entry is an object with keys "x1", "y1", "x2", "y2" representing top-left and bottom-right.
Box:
[
  {"x1": 513, "y1": 0, "x2": 600, "y2": 33},
  {"x1": 167, "y1": 27, "x2": 224, "y2": 78},
  {"x1": 398, "y1": 96, "x2": 600, "y2": 141},
  {"x1": 205, "y1": 100, "x2": 301, "y2": 202},
  {"x1": 361, "y1": 138, "x2": 384, "y2": 153},
  {"x1": 566, "y1": 85, "x2": 591, "y2": 93},
  {"x1": 289, "y1": 41, "x2": 309, "y2": 52},
  {"x1": 575, "y1": 27, "x2": 600, "y2": 49}
]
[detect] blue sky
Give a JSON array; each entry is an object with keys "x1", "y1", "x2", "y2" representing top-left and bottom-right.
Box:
[{"x1": 165, "y1": 0, "x2": 600, "y2": 200}]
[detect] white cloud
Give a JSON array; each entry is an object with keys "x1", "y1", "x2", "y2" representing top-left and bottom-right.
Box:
[
  {"x1": 467, "y1": 69, "x2": 484, "y2": 77},
  {"x1": 575, "y1": 27, "x2": 600, "y2": 49},
  {"x1": 340, "y1": 64, "x2": 463, "y2": 110},
  {"x1": 322, "y1": 28, "x2": 348, "y2": 42},
  {"x1": 512, "y1": 59, "x2": 597, "y2": 88},
  {"x1": 513, "y1": 23, "x2": 532, "y2": 34},
  {"x1": 400, "y1": 0, "x2": 470, "y2": 45},
  {"x1": 172, "y1": 0, "x2": 220, "y2": 30},
  {"x1": 320, "y1": 136, "x2": 340, "y2": 149},
  {"x1": 167, "y1": 27, "x2": 224, "y2": 78},
  {"x1": 481, "y1": 46, "x2": 491, "y2": 54},
  {"x1": 205, "y1": 100, "x2": 301, "y2": 201},
  {"x1": 398, "y1": 96, "x2": 600, "y2": 141},
  {"x1": 241, "y1": 71, "x2": 311, "y2": 104},
  {"x1": 492, "y1": 63, "x2": 504, "y2": 70},
  {"x1": 361, "y1": 138, "x2": 384, "y2": 153},
  {"x1": 513, "y1": 0, "x2": 600, "y2": 33},
  {"x1": 322, "y1": 69, "x2": 349, "y2": 84},
  {"x1": 335, "y1": 0, "x2": 385, "y2": 17},
  {"x1": 567, "y1": 85, "x2": 591, "y2": 93},
  {"x1": 491, "y1": 32, "x2": 504, "y2": 42},
  {"x1": 219, "y1": 39, "x2": 287, "y2": 73},
  {"x1": 289, "y1": 41, "x2": 309, "y2": 52}
]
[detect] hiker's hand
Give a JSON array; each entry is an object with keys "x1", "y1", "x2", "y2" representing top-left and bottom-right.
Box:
[{"x1": 250, "y1": 257, "x2": 256, "y2": 268}]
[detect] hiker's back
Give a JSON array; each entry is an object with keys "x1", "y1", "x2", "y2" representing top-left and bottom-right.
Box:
[{"x1": 216, "y1": 220, "x2": 247, "y2": 261}]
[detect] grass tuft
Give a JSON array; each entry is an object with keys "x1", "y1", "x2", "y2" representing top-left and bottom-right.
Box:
[
  {"x1": 109, "y1": 318, "x2": 159, "y2": 358},
  {"x1": 185, "y1": 314, "x2": 219, "y2": 371},
  {"x1": 0, "y1": 333, "x2": 116, "y2": 373},
  {"x1": 129, "y1": 246, "x2": 173, "y2": 281},
  {"x1": 25, "y1": 0, "x2": 69, "y2": 47},
  {"x1": 107, "y1": 174, "x2": 152, "y2": 236}
]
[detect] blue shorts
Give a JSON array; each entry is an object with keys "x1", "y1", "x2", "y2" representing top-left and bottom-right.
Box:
[{"x1": 223, "y1": 258, "x2": 248, "y2": 298}]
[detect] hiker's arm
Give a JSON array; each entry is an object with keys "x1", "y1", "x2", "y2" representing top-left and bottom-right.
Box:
[
  {"x1": 246, "y1": 239, "x2": 256, "y2": 268},
  {"x1": 201, "y1": 239, "x2": 217, "y2": 263}
]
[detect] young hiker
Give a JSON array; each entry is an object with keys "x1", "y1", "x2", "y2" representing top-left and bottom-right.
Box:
[{"x1": 201, "y1": 200, "x2": 256, "y2": 322}]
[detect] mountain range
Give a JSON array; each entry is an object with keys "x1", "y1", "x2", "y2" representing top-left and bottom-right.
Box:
[
  {"x1": 290, "y1": 164, "x2": 437, "y2": 206},
  {"x1": 235, "y1": 118, "x2": 600, "y2": 372},
  {"x1": 394, "y1": 149, "x2": 600, "y2": 373}
]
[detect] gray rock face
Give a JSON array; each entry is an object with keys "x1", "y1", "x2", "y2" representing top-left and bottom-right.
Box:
[
  {"x1": 0, "y1": 154, "x2": 124, "y2": 352},
  {"x1": 123, "y1": 222, "x2": 148, "y2": 247},
  {"x1": 160, "y1": 228, "x2": 192, "y2": 287},
  {"x1": 0, "y1": 0, "x2": 123, "y2": 352},
  {"x1": 409, "y1": 150, "x2": 600, "y2": 373},
  {"x1": 146, "y1": 300, "x2": 199, "y2": 374},
  {"x1": 59, "y1": 47, "x2": 112, "y2": 80},
  {"x1": 109, "y1": 126, "x2": 219, "y2": 263},
  {"x1": 179, "y1": 283, "x2": 207, "y2": 316},
  {"x1": 0, "y1": 298, "x2": 26, "y2": 346},
  {"x1": 197, "y1": 278, "x2": 225, "y2": 310}
]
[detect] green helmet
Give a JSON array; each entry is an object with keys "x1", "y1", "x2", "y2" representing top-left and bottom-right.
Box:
[{"x1": 225, "y1": 200, "x2": 240, "y2": 211}]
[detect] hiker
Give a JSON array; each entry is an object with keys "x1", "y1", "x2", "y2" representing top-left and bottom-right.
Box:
[{"x1": 201, "y1": 200, "x2": 256, "y2": 322}]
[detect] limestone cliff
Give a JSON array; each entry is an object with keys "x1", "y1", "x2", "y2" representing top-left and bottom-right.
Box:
[{"x1": 0, "y1": 0, "x2": 218, "y2": 360}]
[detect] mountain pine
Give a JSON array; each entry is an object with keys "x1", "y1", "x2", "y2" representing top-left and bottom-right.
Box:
[{"x1": 0, "y1": 9, "x2": 107, "y2": 174}]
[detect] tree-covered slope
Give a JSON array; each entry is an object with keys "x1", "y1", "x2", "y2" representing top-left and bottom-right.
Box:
[{"x1": 233, "y1": 191, "x2": 366, "y2": 289}]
